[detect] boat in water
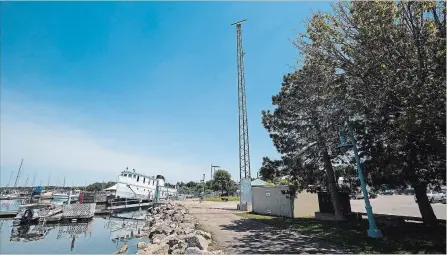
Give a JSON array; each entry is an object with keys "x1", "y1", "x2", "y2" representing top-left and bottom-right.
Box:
[
  {"x1": 52, "y1": 190, "x2": 81, "y2": 201},
  {"x1": 13, "y1": 203, "x2": 63, "y2": 225},
  {"x1": 0, "y1": 193, "x2": 21, "y2": 200},
  {"x1": 38, "y1": 191, "x2": 54, "y2": 200},
  {"x1": 113, "y1": 168, "x2": 177, "y2": 201}
]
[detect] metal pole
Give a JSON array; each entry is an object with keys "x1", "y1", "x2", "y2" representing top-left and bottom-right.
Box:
[
  {"x1": 202, "y1": 174, "x2": 205, "y2": 195},
  {"x1": 349, "y1": 134, "x2": 382, "y2": 238},
  {"x1": 6, "y1": 171, "x2": 13, "y2": 187},
  {"x1": 13, "y1": 159, "x2": 24, "y2": 188}
]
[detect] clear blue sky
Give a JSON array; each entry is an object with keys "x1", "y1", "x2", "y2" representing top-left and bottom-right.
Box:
[{"x1": 1, "y1": 2, "x2": 331, "y2": 186}]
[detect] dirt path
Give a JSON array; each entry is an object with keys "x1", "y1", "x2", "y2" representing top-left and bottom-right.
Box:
[{"x1": 177, "y1": 200, "x2": 343, "y2": 254}]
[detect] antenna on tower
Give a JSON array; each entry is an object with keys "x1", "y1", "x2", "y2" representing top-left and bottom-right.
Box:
[
  {"x1": 231, "y1": 19, "x2": 251, "y2": 180},
  {"x1": 13, "y1": 159, "x2": 24, "y2": 188}
]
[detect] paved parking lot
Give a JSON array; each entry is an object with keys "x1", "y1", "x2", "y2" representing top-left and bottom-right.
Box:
[{"x1": 350, "y1": 195, "x2": 446, "y2": 220}]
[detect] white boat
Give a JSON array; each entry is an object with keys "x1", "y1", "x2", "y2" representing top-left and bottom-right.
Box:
[
  {"x1": 114, "y1": 168, "x2": 177, "y2": 200},
  {"x1": 39, "y1": 191, "x2": 53, "y2": 199},
  {"x1": 52, "y1": 190, "x2": 80, "y2": 201}
]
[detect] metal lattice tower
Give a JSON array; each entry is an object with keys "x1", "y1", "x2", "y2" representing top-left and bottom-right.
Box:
[{"x1": 231, "y1": 19, "x2": 251, "y2": 180}]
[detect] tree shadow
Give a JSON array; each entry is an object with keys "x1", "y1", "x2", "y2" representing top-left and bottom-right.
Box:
[
  {"x1": 231, "y1": 214, "x2": 446, "y2": 254},
  {"x1": 219, "y1": 218, "x2": 345, "y2": 254}
]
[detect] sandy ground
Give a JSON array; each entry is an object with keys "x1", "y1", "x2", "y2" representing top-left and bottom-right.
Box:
[
  {"x1": 177, "y1": 200, "x2": 343, "y2": 254},
  {"x1": 350, "y1": 195, "x2": 446, "y2": 220}
]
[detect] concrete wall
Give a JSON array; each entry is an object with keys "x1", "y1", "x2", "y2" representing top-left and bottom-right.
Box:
[
  {"x1": 292, "y1": 191, "x2": 319, "y2": 218},
  {"x1": 252, "y1": 186, "x2": 319, "y2": 218},
  {"x1": 252, "y1": 186, "x2": 293, "y2": 217}
]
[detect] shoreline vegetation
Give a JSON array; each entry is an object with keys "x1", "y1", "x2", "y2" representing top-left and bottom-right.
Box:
[{"x1": 204, "y1": 196, "x2": 239, "y2": 202}]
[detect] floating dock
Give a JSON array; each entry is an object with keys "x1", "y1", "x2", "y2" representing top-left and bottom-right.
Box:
[{"x1": 13, "y1": 203, "x2": 96, "y2": 225}]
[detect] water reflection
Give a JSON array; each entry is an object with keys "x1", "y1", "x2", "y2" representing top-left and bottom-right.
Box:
[
  {"x1": 0, "y1": 210, "x2": 150, "y2": 254},
  {"x1": 0, "y1": 200, "x2": 21, "y2": 212}
]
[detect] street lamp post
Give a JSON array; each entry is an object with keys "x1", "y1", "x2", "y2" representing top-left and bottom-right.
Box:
[
  {"x1": 202, "y1": 174, "x2": 206, "y2": 195},
  {"x1": 338, "y1": 123, "x2": 382, "y2": 239}
]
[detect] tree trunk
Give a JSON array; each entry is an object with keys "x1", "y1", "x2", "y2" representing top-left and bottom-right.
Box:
[
  {"x1": 313, "y1": 118, "x2": 347, "y2": 221},
  {"x1": 322, "y1": 148, "x2": 347, "y2": 221},
  {"x1": 414, "y1": 183, "x2": 438, "y2": 225}
]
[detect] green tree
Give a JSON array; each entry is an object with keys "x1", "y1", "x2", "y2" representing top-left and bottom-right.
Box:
[
  {"x1": 213, "y1": 169, "x2": 232, "y2": 196},
  {"x1": 259, "y1": 157, "x2": 282, "y2": 181},
  {"x1": 294, "y1": 1, "x2": 445, "y2": 224},
  {"x1": 85, "y1": 181, "x2": 116, "y2": 192},
  {"x1": 262, "y1": 59, "x2": 348, "y2": 221}
]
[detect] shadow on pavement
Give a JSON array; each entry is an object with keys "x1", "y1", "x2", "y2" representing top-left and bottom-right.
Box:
[
  {"x1": 224, "y1": 215, "x2": 446, "y2": 254},
  {"x1": 219, "y1": 218, "x2": 344, "y2": 254}
]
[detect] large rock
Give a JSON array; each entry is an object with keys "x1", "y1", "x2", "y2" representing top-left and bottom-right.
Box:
[
  {"x1": 117, "y1": 244, "x2": 128, "y2": 254},
  {"x1": 135, "y1": 233, "x2": 149, "y2": 238},
  {"x1": 182, "y1": 214, "x2": 195, "y2": 223},
  {"x1": 137, "y1": 242, "x2": 147, "y2": 249},
  {"x1": 185, "y1": 234, "x2": 209, "y2": 251},
  {"x1": 195, "y1": 230, "x2": 212, "y2": 240},
  {"x1": 185, "y1": 247, "x2": 205, "y2": 254},
  {"x1": 152, "y1": 233, "x2": 167, "y2": 244},
  {"x1": 144, "y1": 243, "x2": 170, "y2": 254},
  {"x1": 172, "y1": 213, "x2": 184, "y2": 222}
]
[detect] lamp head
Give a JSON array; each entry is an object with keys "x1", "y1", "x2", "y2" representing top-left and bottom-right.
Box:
[{"x1": 338, "y1": 131, "x2": 353, "y2": 153}]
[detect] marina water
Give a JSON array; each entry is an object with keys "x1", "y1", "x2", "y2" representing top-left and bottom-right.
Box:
[{"x1": 0, "y1": 200, "x2": 150, "y2": 254}]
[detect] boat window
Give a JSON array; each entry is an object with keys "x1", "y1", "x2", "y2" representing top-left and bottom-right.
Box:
[
  {"x1": 123, "y1": 174, "x2": 127, "y2": 177},
  {"x1": 137, "y1": 176, "x2": 140, "y2": 182},
  {"x1": 133, "y1": 175, "x2": 136, "y2": 178},
  {"x1": 143, "y1": 178, "x2": 146, "y2": 184}
]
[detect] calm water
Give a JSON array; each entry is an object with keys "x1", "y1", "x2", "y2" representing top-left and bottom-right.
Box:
[{"x1": 0, "y1": 204, "x2": 150, "y2": 254}]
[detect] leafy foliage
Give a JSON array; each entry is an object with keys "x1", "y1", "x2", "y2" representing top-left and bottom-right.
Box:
[{"x1": 262, "y1": 1, "x2": 445, "y2": 223}]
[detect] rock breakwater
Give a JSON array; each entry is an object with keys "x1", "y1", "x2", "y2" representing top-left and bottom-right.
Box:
[{"x1": 132, "y1": 202, "x2": 223, "y2": 255}]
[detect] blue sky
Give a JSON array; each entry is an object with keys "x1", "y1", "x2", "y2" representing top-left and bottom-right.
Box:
[{"x1": 1, "y1": 2, "x2": 331, "y2": 186}]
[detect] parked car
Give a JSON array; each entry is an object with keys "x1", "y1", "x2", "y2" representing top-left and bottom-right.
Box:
[
  {"x1": 369, "y1": 192, "x2": 378, "y2": 199},
  {"x1": 414, "y1": 190, "x2": 446, "y2": 203},
  {"x1": 382, "y1": 190, "x2": 394, "y2": 195},
  {"x1": 350, "y1": 192, "x2": 364, "y2": 200}
]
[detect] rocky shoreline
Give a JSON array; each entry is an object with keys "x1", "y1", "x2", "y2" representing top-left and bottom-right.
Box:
[{"x1": 117, "y1": 202, "x2": 223, "y2": 254}]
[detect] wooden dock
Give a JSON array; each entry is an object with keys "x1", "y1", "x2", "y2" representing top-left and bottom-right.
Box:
[
  {"x1": 0, "y1": 210, "x2": 18, "y2": 218},
  {"x1": 13, "y1": 203, "x2": 96, "y2": 225}
]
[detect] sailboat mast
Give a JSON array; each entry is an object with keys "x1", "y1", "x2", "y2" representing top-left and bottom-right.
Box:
[
  {"x1": 48, "y1": 172, "x2": 51, "y2": 186},
  {"x1": 13, "y1": 159, "x2": 24, "y2": 188},
  {"x1": 6, "y1": 171, "x2": 13, "y2": 187},
  {"x1": 24, "y1": 174, "x2": 29, "y2": 187},
  {"x1": 31, "y1": 173, "x2": 36, "y2": 187}
]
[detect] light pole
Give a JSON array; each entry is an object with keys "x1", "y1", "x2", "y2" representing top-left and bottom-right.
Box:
[
  {"x1": 210, "y1": 165, "x2": 220, "y2": 181},
  {"x1": 338, "y1": 123, "x2": 382, "y2": 239},
  {"x1": 201, "y1": 174, "x2": 206, "y2": 196}
]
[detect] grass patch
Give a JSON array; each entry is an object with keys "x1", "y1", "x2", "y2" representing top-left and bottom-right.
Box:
[
  {"x1": 236, "y1": 212, "x2": 446, "y2": 254},
  {"x1": 204, "y1": 196, "x2": 239, "y2": 202}
]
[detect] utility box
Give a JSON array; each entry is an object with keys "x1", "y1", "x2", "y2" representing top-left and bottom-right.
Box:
[
  {"x1": 317, "y1": 191, "x2": 351, "y2": 214},
  {"x1": 251, "y1": 186, "x2": 319, "y2": 218}
]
